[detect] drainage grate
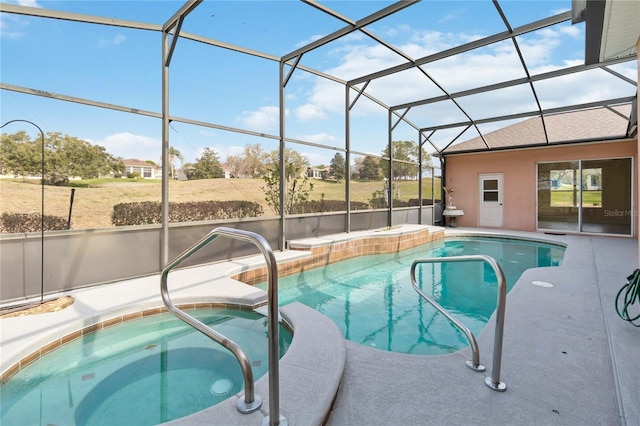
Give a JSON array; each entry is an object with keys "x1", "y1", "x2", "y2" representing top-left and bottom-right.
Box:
[{"x1": 210, "y1": 378, "x2": 233, "y2": 396}]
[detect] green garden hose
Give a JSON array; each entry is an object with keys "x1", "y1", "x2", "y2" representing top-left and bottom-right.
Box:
[{"x1": 615, "y1": 269, "x2": 640, "y2": 327}]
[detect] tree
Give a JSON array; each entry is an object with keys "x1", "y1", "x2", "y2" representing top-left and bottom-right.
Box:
[
  {"x1": 329, "y1": 153, "x2": 346, "y2": 182},
  {"x1": 0, "y1": 131, "x2": 39, "y2": 176},
  {"x1": 262, "y1": 162, "x2": 314, "y2": 215},
  {"x1": 262, "y1": 147, "x2": 314, "y2": 214},
  {"x1": 225, "y1": 143, "x2": 269, "y2": 178},
  {"x1": 167, "y1": 146, "x2": 184, "y2": 179},
  {"x1": 54, "y1": 134, "x2": 122, "y2": 179},
  {"x1": 225, "y1": 154, "x2": 245, "y2": 178},
  {"x1": 381, "y1": 140, "x2": 431, "y2": 180},
  {"x1": 186, "y1": 147, "x2": 224, "y2": 180},
  {"x1": 266, "y1": 147, "x2": 309, "y2": 180},
  {"x1": 244, "y1": 143, "x2": 269, "y2": 178},
  {"x1": 0, "y1": 131, "x2": 123, "y2": 182},
  {"x1": 358, "y1": 156, "x2": 382, "y2": 180}
]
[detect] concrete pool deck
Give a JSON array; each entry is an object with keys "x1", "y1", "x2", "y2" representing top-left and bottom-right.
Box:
[
  {"x1": 1, "y1": 226, "x2": 638, "y2": 425},
  {"x1": 328, "y1": 229, "x2": 639, "y2": 426}
]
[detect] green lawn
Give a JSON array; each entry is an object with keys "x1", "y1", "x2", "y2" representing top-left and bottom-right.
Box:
[{"x1": 550, "y1": 189, "x2": 601, "y2": 206}]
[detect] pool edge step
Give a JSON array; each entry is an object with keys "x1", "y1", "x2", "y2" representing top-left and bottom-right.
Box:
[{"x1": 163, "y1": 302, "x2": 346, "y2": 426}]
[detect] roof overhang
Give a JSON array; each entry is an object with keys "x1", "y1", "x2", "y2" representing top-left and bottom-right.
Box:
[{"x1": 575, "y1": 0, "x2": 640, "y2": 65}]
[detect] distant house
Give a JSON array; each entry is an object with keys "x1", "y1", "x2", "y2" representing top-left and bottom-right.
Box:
[
  {"x1": 308, "y1": 167, "x2": 329, "y2": 179},
  {"x1": 122, "y1": 159, "x2": 162, "y2": 179}
]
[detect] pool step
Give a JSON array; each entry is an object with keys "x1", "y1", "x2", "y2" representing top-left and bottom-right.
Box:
[{"x1": 165, "y1": 302, "x2": 347, "y2": 426}]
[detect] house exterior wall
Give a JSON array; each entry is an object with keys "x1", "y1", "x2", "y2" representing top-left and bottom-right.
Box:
[
  {"x1": 123, "y1": 164, "x2": 161, "y2": 179},
  {"x1": 444, "y1": 139, "x2": 637, "y2": 235}
]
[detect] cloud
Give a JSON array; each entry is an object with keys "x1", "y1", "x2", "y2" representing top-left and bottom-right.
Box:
[
  {"x1": 295, "y1": 101, "x2": 328, "y2": 121},
  {"x1": 212, "y1": 145, "x2": 244, "y2": 163},
  {"x1": 16, "y1": 0, "x2": 41, "y2": 7},
  {"x1": 559, "y1": 25, "x2": 581, "y2": 38},
  {"x1": 294, "y1": 34, "x2": 324, "y2": 49},
  {"x1": 297, "y1": 132, "x2": 342, "y2": 145},
  {"x1": 0, "y1": 0, "x2": 41, "y2": 39},
  {"x1": 288, "y1": 22, "x2": 594, "y2": 127},
  {"x1": 274, "y1": 18, "x2": 634, "y2": 157},
  {"x1": 0, "y1": 1, "x2": 44, "y2": 39},
  {"x1": 301, "y1": 150, "x2": 330, "y2": 166},
  {"x1": 238, "y1": 106, "x2": 286, "y2": 132},
  {"x1": 98, "y1": 132, "x2": 161, "y2": 162},
  {"x1": 0, "y1": 15, "x2": 28, "y2": 39},
  {"x1": 437, "y1": 13, "x2": 458, "y2": 25},
  {"x1": 97, "y1": 34, "x2": 126, "y2": 47}
]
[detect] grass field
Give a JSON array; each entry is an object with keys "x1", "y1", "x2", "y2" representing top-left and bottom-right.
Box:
[
  {"x1": 1, "y1": 177, "x2": 441, "y2": 230},
  {"x1": 550, "y1": 189, "x2": 601, "y2": 206}
]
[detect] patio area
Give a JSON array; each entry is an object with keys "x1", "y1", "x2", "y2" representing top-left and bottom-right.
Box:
[{"x1": 1, "y1": 227, "x2": 638, "y2": 425}]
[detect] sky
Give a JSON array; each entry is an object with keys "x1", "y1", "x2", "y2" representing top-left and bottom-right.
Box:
[{"x1": 0, "y1": 0, "x2": 637, "y2": 168}]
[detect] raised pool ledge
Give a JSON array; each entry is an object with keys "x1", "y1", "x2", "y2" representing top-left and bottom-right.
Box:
[
  {"x1": 164, "y1": 301, "x2": 347, "y2": 426},
  {"x1": 233, "y1": 224, "x2": 445, "y2": 285}
]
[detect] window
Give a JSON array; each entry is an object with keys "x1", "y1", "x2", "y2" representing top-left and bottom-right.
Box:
[{"x1": 482, "y1": 179, "x2": 499, "y2": 202}]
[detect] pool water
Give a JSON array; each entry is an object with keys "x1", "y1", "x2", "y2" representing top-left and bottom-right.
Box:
[
  {"x1": 264, "y1": 237, "x2": 564, "y2": 355},
  {"x1": 0, "y1": 309, "x2": 292, "y2": 426}
]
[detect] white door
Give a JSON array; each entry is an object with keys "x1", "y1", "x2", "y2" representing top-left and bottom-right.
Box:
[{"x1": 479, "y1": 174, "x2": 503, "y2": 227}]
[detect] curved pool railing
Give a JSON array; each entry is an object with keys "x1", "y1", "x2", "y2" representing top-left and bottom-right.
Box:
[
  {"x1": 410, "y1": 255, "x2": 507, "y2": 392},
  {"x1": 160, "y1": 227, "x2": 285, "y2": 425}
]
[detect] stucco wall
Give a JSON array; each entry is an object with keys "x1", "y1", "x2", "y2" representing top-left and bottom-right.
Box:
[{"x1": 444, "y1": 139, "x2": 637, "y2": 234}]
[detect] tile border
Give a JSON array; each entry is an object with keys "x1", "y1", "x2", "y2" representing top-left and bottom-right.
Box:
[
  {"x1": 0, "y1": 302, "x2": 257, "y2": 384},
  {"x1": 232, "y1": 226, "x2": 444, "y2": 285}
]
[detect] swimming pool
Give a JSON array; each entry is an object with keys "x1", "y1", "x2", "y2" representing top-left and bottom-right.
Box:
[
  {"x1": 0, "y1": 308, "x2": 292, "y2": 426},
  {"x1": 263, "y1": 237, "x2": 564, "y2": 355}
]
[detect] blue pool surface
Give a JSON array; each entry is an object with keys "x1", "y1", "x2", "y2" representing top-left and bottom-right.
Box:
[
  {"x1": 263, "y1": 237, "x2": 564, "y2": 355},
  {"x1": 0, "y1": 309, "x2": 292, "y2": 426}
]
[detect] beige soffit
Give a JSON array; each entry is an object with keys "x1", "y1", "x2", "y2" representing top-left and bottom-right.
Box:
[{"x1": 600, "y1": 0, "x2": 640, "y2": 62}]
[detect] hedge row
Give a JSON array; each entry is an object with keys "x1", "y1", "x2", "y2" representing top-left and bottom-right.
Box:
[
  {"x1": 369, "y1": 197, "x2": 410, "y2": 209},
  {"x1": 111, "y1": 200, "x2": 264, "y2": 226},
  {"x1": 290, "y1": 200, "x2": 370, "y2": 214},
  {"x1": 0, "y1": 212, "x2": 68, "y2": 233}
]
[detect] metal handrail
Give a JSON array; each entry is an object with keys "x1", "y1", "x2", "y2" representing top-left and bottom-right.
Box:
[
  {"x1": 160, "y1": 227, "x2": 285, "y2": 425},
  {"x1": 410, "y1": 255, "x2": 507, "y2": 392}
]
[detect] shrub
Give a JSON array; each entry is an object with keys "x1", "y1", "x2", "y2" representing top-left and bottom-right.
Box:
[
  {"x1": 408, "y1": 198, "x2": 434, "y2": 206},
  {"x1": 0, "y1": 212, "x2": 68, "y2": 233},
  {"x1": 111, "y1": 200, "x2": 264, "y2": 226},
  {"x1": 369, "y1": 197, "x2": 409, "y2": 208},
  {"x1": 43, "y1": 172, "x2": 69, "y2": 186},
  {"x1": 111, "y1": 201, "x2": 160, "y2": 226},
  {"x1": 290, "y1": 199, "x2": 369, "y2": 213}
]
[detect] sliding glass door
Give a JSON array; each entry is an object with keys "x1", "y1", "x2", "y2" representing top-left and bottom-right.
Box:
[
  {"x1": 580, "y1": 158, "x2": 632, "y2": 235},
  {"x1": 538, "y1": 161, "x2": 580, "y2": 232},
  {"x1": 537, "y1": 158, "x2": 632, "y2": 236}
]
